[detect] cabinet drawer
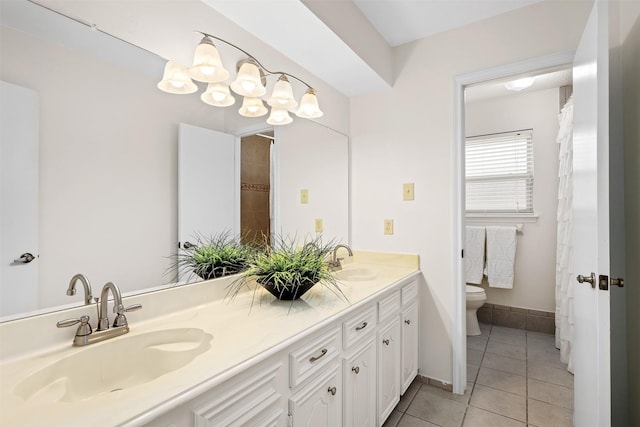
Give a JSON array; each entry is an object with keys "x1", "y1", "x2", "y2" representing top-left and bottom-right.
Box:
[
  {"x1": 378, "y1": 290, "x2": 400, "y2": 322},
  {"x1": 401, "y1": 281, "x2": 418, "y2": 307},
  {"x1": 342, "y1": 305, "x2": 377, "y2": 350},
  {"x1": 289, "y1": 327, "x2": 341, "y2": 388}
]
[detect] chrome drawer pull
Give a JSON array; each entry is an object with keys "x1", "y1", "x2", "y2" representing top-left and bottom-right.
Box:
[
  {"x1": 355, "y1": 321, "x2": 368, "y2": 331},
  {"x1": 352, "y1": 366, "x2": 360, "y2": 374},
  {"x1": 327, "y1": 386, "x2": 337, "y2": 396},
  {"x1": 383, "y1": 339, "x2": 390, "y2": 346},
  {"x1": 404, "y1": 319, "x2": 411, "y2": 325},
  {"x1": 309, "y1": 348, "x2": 328, "y2": 363}
]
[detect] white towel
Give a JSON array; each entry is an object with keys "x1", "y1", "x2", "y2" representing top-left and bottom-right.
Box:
[
  {"x1": 465, "y1": 226, "x2": 485, "y2": 284},
  {"x1": 485, "y1": 226, "x2": 517, "y2": 288}
]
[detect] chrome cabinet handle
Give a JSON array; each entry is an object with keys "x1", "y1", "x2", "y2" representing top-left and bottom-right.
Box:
[
  {"x1": 309, "y1": 348, "x2": 328, "y2": 363},
  {"x1": 327, "y1": 386, "x2": 337, "y2": 396},
  {"x1": 355, "y1": 321, "x2": 368, "y2": 331},
  {"x1": 577, "y1": 272, "x2": 596, "y2": 288},
  {"x1": 383, "y1": 339, "x2": 390, "y2": 346},
  {"x1": 404, "y1": 319, "x2": 411, "y2": 325},
  {"x1": 183, "y1": 241, "x2": 196, "y2": 250},
  {"x1": 352, "y1": 366, "x2": 360, "y2": 374},
  {"x1": 13, "y1": 252, "x2": 35, "y2": 263}
]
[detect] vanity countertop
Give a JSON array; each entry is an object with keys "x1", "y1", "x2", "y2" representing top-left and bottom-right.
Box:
[{"x1": 0, "y1": 251, "x2": 419, "y2": 426}]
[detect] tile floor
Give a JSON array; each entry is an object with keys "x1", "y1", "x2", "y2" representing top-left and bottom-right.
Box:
[{"x1": 384, "y1": 323, "x2": 574, "y2": 427}]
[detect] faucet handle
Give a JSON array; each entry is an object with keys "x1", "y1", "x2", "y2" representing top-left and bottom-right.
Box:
[
  {"x1": 57, "y1": 315, "x2": 92, "y2": 336},
  {"x1": 113, "y1": 304, "x2": 142, "y2": 328}
]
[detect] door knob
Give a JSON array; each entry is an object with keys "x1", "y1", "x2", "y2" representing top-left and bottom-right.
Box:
[
  {"x1": 577, "y1": 272, "x2": 596, "y2": 288},
  {"x1": 610, "y1": 277, "x2": 624, "y2": 288},
  {"x1": 13, "y1": 253, "x2": 35, "y2": 264},
  {"x1": 183, "y1": 241, "x2": 196, "y2": 250}
]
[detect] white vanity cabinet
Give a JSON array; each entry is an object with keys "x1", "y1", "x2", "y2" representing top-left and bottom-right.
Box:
[
  {"x1": 141, "y1": 276, "x2": 420, "y2": 427},
  {"x1": 400, "y1": 281, "x2": 419, "y2": 394},
  {"x1": 342, "y1": 338, "x2": 377, "y2": 427},
  {"x1": 377, "y1": 291, "x2": 402, "y2": 426}
]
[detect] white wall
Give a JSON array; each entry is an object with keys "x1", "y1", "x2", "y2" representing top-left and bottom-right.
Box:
[
  {"x1": 350, "y1": 1, "x2": 592, "y2": 384},
  {"x1": 465, "y1": 88, "x2": 560, "y2": 312}
]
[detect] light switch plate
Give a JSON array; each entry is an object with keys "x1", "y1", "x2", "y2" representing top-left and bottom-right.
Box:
[
  {"x1": 403, "y1": 183, "x2": 414, "y2": 201},
  {"x1": 300, "y1": 189, "x2": 309, "y2": 204},
  {"x1": 384, "y1": 219, "x2": 394, "y2": 235},
  {"x1": 315, "y1": 218, "x2": 323, "y2": 233}
]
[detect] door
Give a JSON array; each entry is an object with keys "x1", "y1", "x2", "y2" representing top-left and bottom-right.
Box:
[
  {"x1": 401, "y1": 302, "x2": 419, "y2": 394},
  {"x1": 289, "y1": 364, "x2": 342, "y2": 427},
  {"x1": 571, "y1": 1, "x2": 613, "y2": 425},
  {"x1": 343, "y1": 338, "x2": 376, "y2": 427},
  {"x1": 377, "y1": 316, "x2": 400, "y2": 425},
  {"x1": 177, "y1": 123, "x2": 237, "y2": 280},
  {"x1": 0, "y1": 81, "x2": 39, "y2": 317}
]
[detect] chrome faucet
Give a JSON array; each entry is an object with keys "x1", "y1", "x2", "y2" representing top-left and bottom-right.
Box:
[
  {"x1": 329, "y1": 244, "x2": 353, "y2": 270},
  {"x1": 66, "y1": 273, "x2": 94, "y2": 305},
  {"x1": 97, "y1": 282, "x2": 125, "y2": 331},
  {"x1": 57, "y1": 281, "x2": 142, "y2": 346}
]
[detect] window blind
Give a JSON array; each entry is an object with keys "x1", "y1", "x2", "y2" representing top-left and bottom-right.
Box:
[{"x1": 465, "y1": 130, "x2": 534, "y2": 213}]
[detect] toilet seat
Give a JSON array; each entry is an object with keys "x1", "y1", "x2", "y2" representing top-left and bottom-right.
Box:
[{"x1": 465, "y1": 285, "x2": 486, "y2": 301}]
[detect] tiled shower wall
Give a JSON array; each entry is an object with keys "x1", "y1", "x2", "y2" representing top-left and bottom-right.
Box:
[
  {"x1": 240, "y1": 135, "x2": 271, "y2": 245},
  {"x1": 477, "y1": 303, "x2": 555, "y2": 334}
]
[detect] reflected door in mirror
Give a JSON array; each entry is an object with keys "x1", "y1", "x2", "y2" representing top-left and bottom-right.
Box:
[{"x1": 1, "y1": 81, "x2": 39, "y2": 316}]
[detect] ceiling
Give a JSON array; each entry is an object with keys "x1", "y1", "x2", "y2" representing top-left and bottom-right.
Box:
[
  {"x1": 352, "y1": 0, "x2": 545, "y2": 47},
  {"x1": 17, "y1": 0, "x2": 560, "y2": 98}
]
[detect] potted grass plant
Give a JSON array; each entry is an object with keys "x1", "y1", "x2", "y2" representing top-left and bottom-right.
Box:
[
  {"x1": 175, "y1": 232, "x2": 253, "y2": 281},
  {"x1": 228, "y1": 235, "x2": 346, "y2": 301}
]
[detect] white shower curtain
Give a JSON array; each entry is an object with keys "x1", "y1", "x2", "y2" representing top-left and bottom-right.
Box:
[{"x1": 555, "y1": 95, "x2": 574, "y2": 373}]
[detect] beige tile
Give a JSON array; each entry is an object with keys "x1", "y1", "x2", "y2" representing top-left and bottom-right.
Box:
[
  {"x1": 468, "y1": 363, "x2": 480, "y2": 383},
  {"x1": 528, "y1": 362, "x2": 574, "y2": 388},
  {"x1": 486, "y1": 340, "x2": 526, "y2": 360},
  {"x1": 467, "y1": 335, "x2": 488, "y2": 351},
  {"x1": 491, "y1": 325, "x2": 526, "y2": 336},
  {"x1": 526, "y1": 315, "x2": 555, "y2": 334},
  {"x1": 462, "y1": 406, "x2": 526, "y2": 427},
  {"x1": 528, "y1": 378, "x2": 573, "y2": 409},
  {"x1": 527, "y1": 331, "x2": 556, "y2": 345},
  {"x1": 397, "y1": 379, "x2": 422, "y2": 412},
  {"x1": 406, "y1": 389, "x2": 467, "y2": 427},
  {"x1": 420, "y1": 382, "x2": 473, "y2": 405},
  {"x1": 492, "y1": 309, "x2": 527, "y2": 329},
  {"x1": 469, "y1": 384, "x2": 526, "y2": 422},
  {"x1": 488, "y1": 331, "x2": 526, "y2": 347},
  {"x1": 397, "y1": 414, "x2": 440, "y2": 427},
  {"x1": 479, "y1": 322, "x2": 491, "y2": 333},
  {"x1": 528, "y1": 398, "x2": 573, "y2": 427},
  {"x1": 476, "y1": 366, "x2": 526, "y2": 396},
  {"x1": 481, "y1": 352, "x2": 526, "y2": 376},
  {"x1": 467, "y1": 348, "x2": 484, "y2": 366},
  {"x1": 527, "y1": 346, "x2": 566, "y2": 368},
  {"x1": 383, "y1": 410, "x2": 404, "y2": 427}
]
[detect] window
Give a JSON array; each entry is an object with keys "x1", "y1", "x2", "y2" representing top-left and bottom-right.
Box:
[{"x1": 465, "y1": 130, "x2": 534, "y2": 214}]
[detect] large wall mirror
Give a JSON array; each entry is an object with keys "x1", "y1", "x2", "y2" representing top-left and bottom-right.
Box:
[{"x1": 0, "y1": 0, "x2": 349, "y2": 320}]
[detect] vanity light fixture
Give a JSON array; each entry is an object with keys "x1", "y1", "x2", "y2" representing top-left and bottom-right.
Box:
[
  {"x1": 504, "y1": 77, "x2": 535, "y2": 91},
  {"x1": 157, "y1": 32, "x2": 323, "y2": 125}
]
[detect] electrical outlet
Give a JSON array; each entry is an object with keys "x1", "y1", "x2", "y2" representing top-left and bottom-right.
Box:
[
  {"x1": 300, "y1": 189, "x2": 309, "y2": 204},
  {"x1": 315, "y1": 218, "x2": 323, "y2": 233},
  {"x1": 403, "y1": 183, "x2": 414, "y2": 201},
  {"x1": 384, "y1": 219, "x2": 394, "y2": 235}
]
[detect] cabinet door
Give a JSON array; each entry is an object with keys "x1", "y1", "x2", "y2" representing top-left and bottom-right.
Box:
[
  {"x1": 343, "y1": 338, "x2": 376, "y2": 427},
  {"x1": 289, "y1": 364, "x2": 342, "y2": 427},
  {"x1": 377, "y1": 316, "x2": 401, "y2": 426},
  {"x1": 401, "y1": 302, "x2": 419, "y2": 394}
]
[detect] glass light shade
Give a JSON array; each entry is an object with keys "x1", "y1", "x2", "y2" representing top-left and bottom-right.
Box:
[
  {"x1": 267, "y1": 107, "x2": 293, "y2": 125},
  {"x1": 504, "y1": 77, "x2": 535, "y2": 91},
  {"x1": 189, "y1": 37, "x2": 229, "y2": 83},
  {"x1": 157, "y1": 60, "x2": 197, "y2": 94},
  {"x1": 230, "y1": 62, "x2": 266, "y2": 97},
  {"x1": 201, "y1": 83, "x2": 235, "y2": 107},
  {"x1": 267, "y1": 75, "x2": 298, "y2": 109},
  {"x1": 238, "y1": 97, "x2": 268, "y2": 117},
  {"x1": 295, "y1": 88, "x2": 323, "y2": 118}
]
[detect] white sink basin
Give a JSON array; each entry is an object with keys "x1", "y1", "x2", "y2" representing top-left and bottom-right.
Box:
[
  {"x1": 334, "y1": 267, "x2": 378, "y2": 282},
  {"x1": 14, "y1": 328, "x2": 212, "y2": 403}
]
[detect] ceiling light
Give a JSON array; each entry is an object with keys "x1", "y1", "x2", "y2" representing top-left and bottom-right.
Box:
[
  {"x1": 504, "y1": 77, "x2": 535, "y2": 91},
  {"x1": 157, "y1": 61, "x2": 198, "y2": 94},
  {"x1": 158, "y1": 31, "x2": 323, "y2": 126}
]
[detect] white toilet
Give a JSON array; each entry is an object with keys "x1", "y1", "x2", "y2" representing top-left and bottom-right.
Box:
[{"x1": 466, "y1": 285, "x2": 487, "y2": 336}]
